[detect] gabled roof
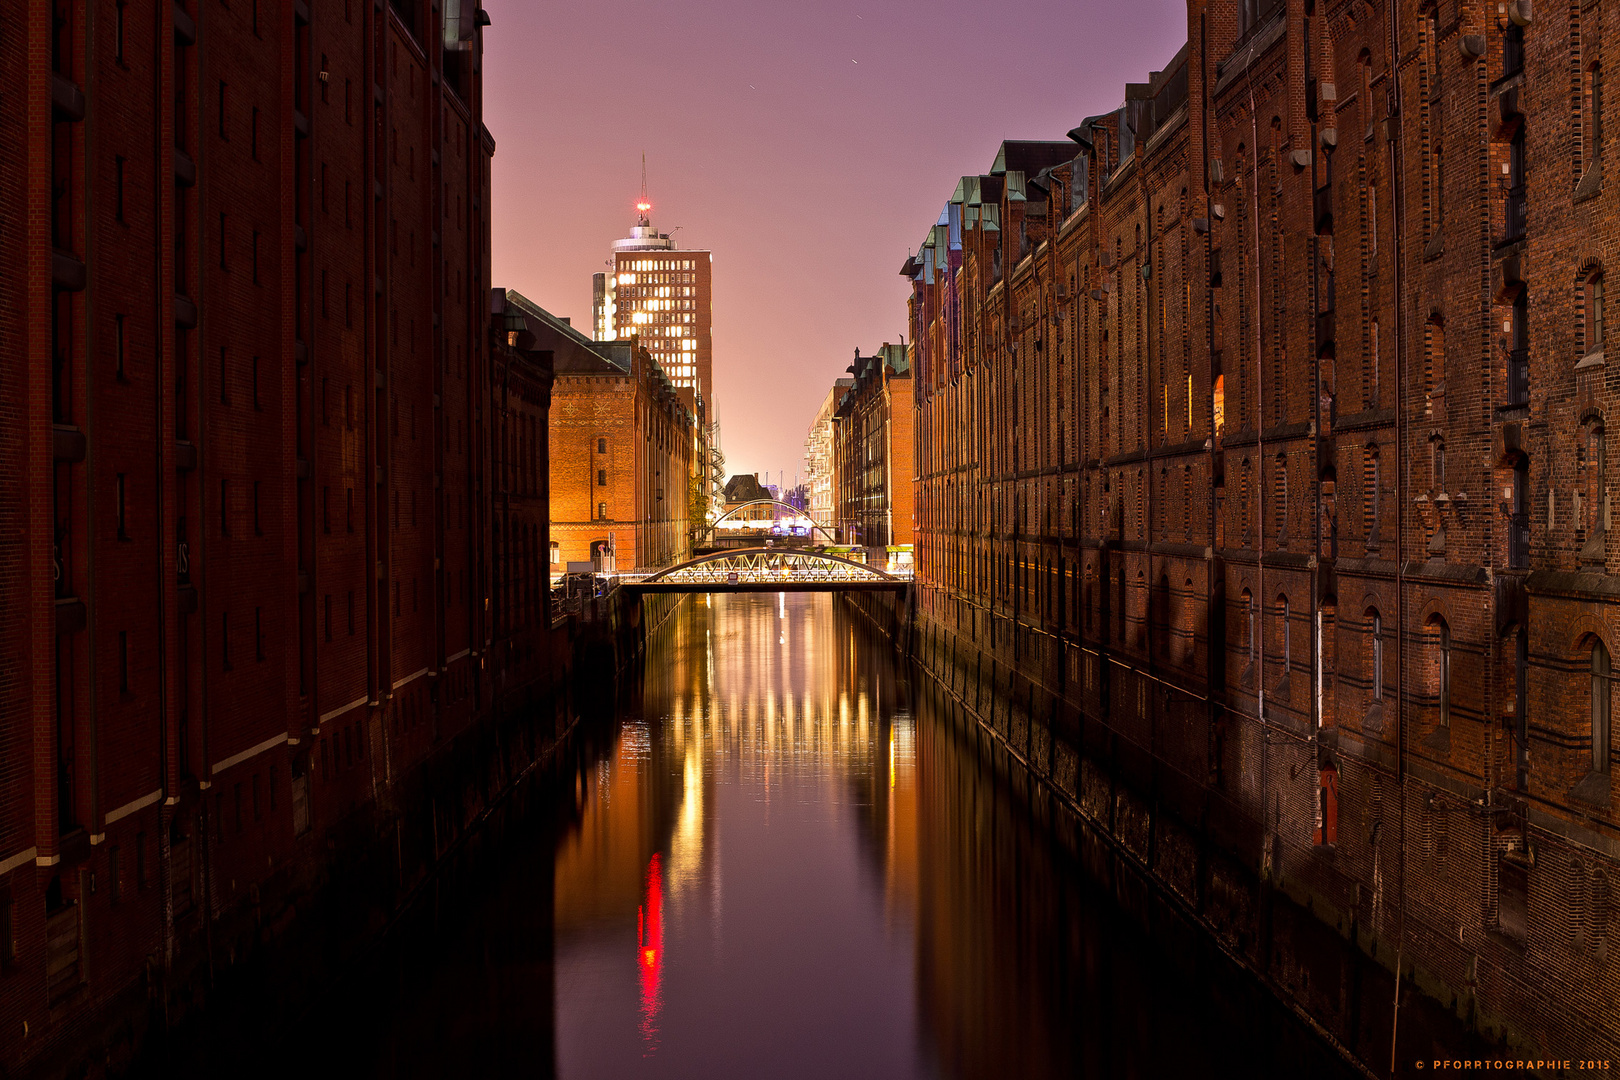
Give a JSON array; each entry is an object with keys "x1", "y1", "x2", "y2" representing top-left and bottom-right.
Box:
[{"x1": 990, "y1": 141, "x2": 1079, "y2": 179}]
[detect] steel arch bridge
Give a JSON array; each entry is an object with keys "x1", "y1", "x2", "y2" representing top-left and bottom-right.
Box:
[
  {"x1": 623, "y1": 548, "x2": 907, "y2": 593},
  {"x1": 700, "y1": 500, "x2": 838, "y2": 541}
]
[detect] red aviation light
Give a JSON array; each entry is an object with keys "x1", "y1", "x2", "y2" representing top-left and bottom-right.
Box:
[{"x1": 636, "y1": 201, "x2": 652, "y2": 213}]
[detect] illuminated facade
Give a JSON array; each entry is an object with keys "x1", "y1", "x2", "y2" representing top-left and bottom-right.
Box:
[
  {"x1": 591, "y1": 203, "x2": 714, "y2": 407},
  {"x1": 805, "y1": 380, "x2": 853, "y2": 530}
]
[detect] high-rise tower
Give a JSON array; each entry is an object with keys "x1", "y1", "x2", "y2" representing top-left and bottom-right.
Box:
[{"x1": 592, "y1": 166, "x2": 713, "y2": 409}]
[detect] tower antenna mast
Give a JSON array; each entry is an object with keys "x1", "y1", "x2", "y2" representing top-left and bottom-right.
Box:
[{"x1": 636, "y1": 153, "x2": 651, "y2": 223}]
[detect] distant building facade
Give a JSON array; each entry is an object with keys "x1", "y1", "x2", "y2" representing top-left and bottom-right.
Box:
[
  {"x1": 550, "y1": 328, "x2": 696, "y2": 573},
  {"x1": 833, "y1": 347, "x2": 913, "y2": 551},
  {"x1": 591, "y1": 202, "x2": 713, "y2": 408},
  {"x1": 805, "y1": 379, "x2": 852, "y2": 531}
]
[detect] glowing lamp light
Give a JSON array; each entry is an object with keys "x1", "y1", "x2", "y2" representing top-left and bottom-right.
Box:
[{"x1": 636, "y1": 201, "x2": 652, "y2": 213}]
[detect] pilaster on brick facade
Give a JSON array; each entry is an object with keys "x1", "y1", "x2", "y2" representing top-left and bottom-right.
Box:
[{"x1": 905, "y1": 0, "x2": 1620, "y2": 1064}]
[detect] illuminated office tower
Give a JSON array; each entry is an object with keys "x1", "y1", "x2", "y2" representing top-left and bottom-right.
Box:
[{"x1": 592, "y1": 182, "x2": 713, "y2": 407}]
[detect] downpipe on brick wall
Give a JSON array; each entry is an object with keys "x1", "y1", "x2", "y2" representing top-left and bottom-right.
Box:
[{"x1": 1386, "y1": 0, "x2": 1410, "y2": 1070}]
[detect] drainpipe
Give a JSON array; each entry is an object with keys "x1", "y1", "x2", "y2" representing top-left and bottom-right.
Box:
[{"x1": 1386, "y1": 0, "x2": 1409, "y2": 1067}]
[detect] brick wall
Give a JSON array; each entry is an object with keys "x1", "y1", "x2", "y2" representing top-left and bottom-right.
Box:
[
  {"x1": 905, "y1": 0, "x2": 1620, "y2": 1066},
  {"x1": 0, "y1": 3, "x2": 568, "y2": 1073}
]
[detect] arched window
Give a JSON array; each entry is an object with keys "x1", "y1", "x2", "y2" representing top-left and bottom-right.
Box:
[
  {"x1": 549, "y1": 541, "x2": 560, "y2": 566},
  {"x1": 1509, "y1": 454, "x2": 1530, "y2": 568},
  {"x1": 1278, "y1": 595, "x2": 1291, "y2": 680},
  {"x1": 1370, "y1": 608, "x2": 1384, "y2": 701},
  {"x1": 1275, "y1": 453, "x2": 1288, "y2": 541},
  {"x1": 597, "y1": 501, "x2": 608, "y2": 521},
  {"x1": 1588, "y1": 273, "x2": 1606, "y2": 354},
  {"x1": 1431, "y1": 437, "x2": 1446, "y2": 493},
  {"x1": 1589, "y1": 425, "x2": 1608, "y2": 539},
  {"x1": 1240, "y1": 459, "x2": 1252, "y2": 541},
  {"x1": 1241, "y1": 588, "x2": 1255, "y2": 669},
  {"x1": 1436, "y1": 617, "x2": 1452, "y2": 728},
  {"x1": 1588, "y1": 64, "x2": 1605, "y2": 174},
  {"x1": 1424, "y1": 315, "x2": 1444, "y2": 414},
  {"x1": 1364, "y1": 445, "x2": 1381, "y2": 546},
  {"x1": 1594, "y1": 641, "x2": 1611, "y2": 774},
  {"x1": 1368, "y1": 318, "x2": 1380, "y2": 408}
]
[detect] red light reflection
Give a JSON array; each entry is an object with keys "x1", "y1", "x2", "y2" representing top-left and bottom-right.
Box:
[{"x1": 637, "y1": 852, "x2": 664, "y2": 1051}]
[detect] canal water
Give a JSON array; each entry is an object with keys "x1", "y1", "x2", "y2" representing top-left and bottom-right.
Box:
[{"x1": 172, "y1": 592, "x2": 1362, "y2": 1079}]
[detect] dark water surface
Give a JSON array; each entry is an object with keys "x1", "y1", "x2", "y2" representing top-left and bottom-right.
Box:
[{"x1": 175, "y1": 593, "x2": 1361, "y2": 1079}]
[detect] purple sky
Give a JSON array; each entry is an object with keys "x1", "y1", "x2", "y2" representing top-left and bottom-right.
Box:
[{"x1": 484, "y1": 0, "x2": 1188, "y2": 485}]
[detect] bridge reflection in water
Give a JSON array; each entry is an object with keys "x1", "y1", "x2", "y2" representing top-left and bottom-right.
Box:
[{"x1": 274, "y1": 594, "x2": 1359, "y2": 1078}]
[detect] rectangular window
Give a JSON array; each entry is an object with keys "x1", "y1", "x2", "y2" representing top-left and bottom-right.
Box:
[
  {"x1": 218, "y1": 81, "x2": 228, "y2": 138},
  {"x1": 597, "y1": 469, "x2": 607, "y2": 487},
  {"x1": 114, "y1": 1, "x2": 125, "y2": 61}
]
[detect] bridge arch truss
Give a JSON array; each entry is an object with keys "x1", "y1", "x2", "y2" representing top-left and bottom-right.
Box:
[{"x1": 632, "y1": 548, "x2": 905, "y2": 591}]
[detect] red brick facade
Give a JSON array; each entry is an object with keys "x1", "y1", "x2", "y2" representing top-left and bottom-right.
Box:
[
  {"x1": 909, "y1": 0, "x2": 1620, "y2": 1065},
  {"x1": 0, "y1": 4, "x2": 565, "y2": 1073},
  {"x1": 549, "y1": 335, "x2": 696, "y2": 573},
  {"x1": 833, "y1": 346, "x2": 913, "y2": 553}
]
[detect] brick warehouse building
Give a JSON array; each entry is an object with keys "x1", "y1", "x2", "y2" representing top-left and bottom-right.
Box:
[
  {"x1": 833, "y1": 345, "x2": 913, "y2": 556},
  {"x1": 908, "y1": 0, "x2": 1620, "y2": 1066},
  {"x1": 0, "y1": 1, "x2": 572, "y2": 1073},
  {"x1": 549, "y1": 330, "x2": 697, "y2": 573}
]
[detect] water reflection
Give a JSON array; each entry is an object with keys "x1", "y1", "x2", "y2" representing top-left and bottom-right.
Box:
[
  {"x1": 549, "y1": 592, "x2": 1355, "y2": 1079},
  {"x1": 218, "y1": 591, "x2": 1356, "y2": 1079},
  {"x1": 552, "y1": 592, "x2": 923, "y2": 1079}
]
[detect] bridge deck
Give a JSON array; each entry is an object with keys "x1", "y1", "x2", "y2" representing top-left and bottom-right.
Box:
[{"x1": 620, "y1": 580, "x2": 908, "y2": 594}]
